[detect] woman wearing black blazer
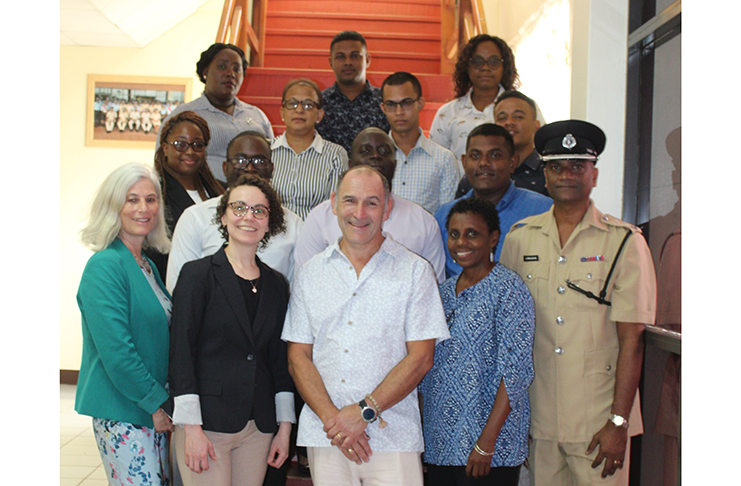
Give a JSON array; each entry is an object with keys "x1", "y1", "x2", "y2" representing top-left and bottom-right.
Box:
[
  {"x1": 169, "y1": 174, "x2": 294, "y2": 486},
  {"x1": 146, "y1": 111, "x2": 225, "y2": 281}
]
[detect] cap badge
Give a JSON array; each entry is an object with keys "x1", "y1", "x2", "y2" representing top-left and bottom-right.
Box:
[{"x1": 562, "y1": 134, "x2": 577, "y2": 150}]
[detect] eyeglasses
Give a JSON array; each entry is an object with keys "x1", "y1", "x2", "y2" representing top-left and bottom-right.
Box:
[
  {"x1": 282, "y1": 98, "x2": 320, "y2": 111},
  {"x1": 227, "y1": 156, "x2": 272, "y2": 168},
  {"x1": 469, "y1": 56, "x2": 504, "y2": 70},
  {"x1": 228, "y1": 201, "x2": 269, "y2": 220},
  {"x1": 167, "y1": 140, "x2": 207, "y2": 152},
  {"x1": 382, "y1": 98, "x2": 419, "y2": 111},
  {"x1": 545, "y1": 161, "x2": 593, "y2": 175}
]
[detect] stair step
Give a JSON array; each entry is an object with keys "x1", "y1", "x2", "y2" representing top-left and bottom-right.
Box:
[
  {"x1": 266, "y1": 29, "x2": 440, "y2": 53},
  {"x1": 240, "y1": 67, "x2": 455, "y2": 102},
  {"x1": 267, "y1": 12, "x2": 440, "y2": 34},
  {"x1": 268, "y1": 0, "x2": 440, "y2": 17},
  {"x1": 265, "y1": 48, "x2": 440, "y2": 72}
]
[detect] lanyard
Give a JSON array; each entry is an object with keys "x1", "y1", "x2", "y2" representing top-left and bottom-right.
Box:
[{"x1": 565, "y1": 230, "x2": 632, "y2": 307}]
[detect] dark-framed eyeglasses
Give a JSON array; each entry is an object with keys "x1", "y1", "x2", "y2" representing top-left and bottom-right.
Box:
[
  {"x1": 282, "y1": 98, "x2": 320, "y2": 111},
  {"x1": 227, "y1": 156, "x2": 272, "y2": 168},
  {"x1": 228, "y1": 201, "x2": 270, "y2": 220},
  {"x1": 469, "y1": 56, "x2": 504, "y2": 70},
  {"x1": 382, "y1": 98, "x2": 419, "y2": 111},
  {"x1": 167, "y1": 140, "x2": 207, "y2": 152}
]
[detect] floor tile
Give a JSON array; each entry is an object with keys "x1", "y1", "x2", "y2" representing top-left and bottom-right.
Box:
[
  {"x1": 86, "y1": 466, "x2": 108, "y2": 480},
  {"x1": 78, "y1": 480, "x2": 109, "y2": 486},
  {"x1": 60, "y1": 465, "x2": 97, "y2": 479},
  {"x1": 61, "y1": 454, "x2": 103, "y2": 467}
]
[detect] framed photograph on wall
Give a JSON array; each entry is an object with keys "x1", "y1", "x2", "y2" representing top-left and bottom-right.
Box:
[{"x1": 86, "y1": 74, "x2": 193, "y2": 148}]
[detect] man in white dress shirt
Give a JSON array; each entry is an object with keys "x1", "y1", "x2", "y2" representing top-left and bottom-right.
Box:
[
  {"x1": 282, "y1": 165, "x2": 450, "y2": 486},
  {"x1": 294, "y1": 127, "x2": 445, "y2": 282},
  {"x1": 166, "y1": 130, "x2": 302, "y2": 291},
  {"x1": 380, "y1": 72, "x2": 459, "y2": 213}
]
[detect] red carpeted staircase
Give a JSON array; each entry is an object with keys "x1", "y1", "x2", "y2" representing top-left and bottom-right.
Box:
[{"x1": 237, "y1": 0, "x2": 455, "y2": 136}]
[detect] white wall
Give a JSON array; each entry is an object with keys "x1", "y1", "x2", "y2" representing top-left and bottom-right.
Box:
[
  {"x1": 570, "y1": 0, "x2": 628, "y2": 216},
  {"x1": 59, "y1": 0, "x2": 223, "y2": 370}
]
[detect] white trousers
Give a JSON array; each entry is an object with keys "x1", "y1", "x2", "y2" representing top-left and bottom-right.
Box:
[{"x1": 308, "y1": 446, "x2": 423, "y2": 486}]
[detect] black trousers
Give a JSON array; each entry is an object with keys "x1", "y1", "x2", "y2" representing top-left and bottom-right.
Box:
[{"x1": 424, "y1": 463, "x2": 521, "y2": 486}]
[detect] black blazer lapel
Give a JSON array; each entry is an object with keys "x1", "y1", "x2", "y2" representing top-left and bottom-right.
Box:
[{"x1": 212, "y1": 248, "x2": 255, "y2": 346}]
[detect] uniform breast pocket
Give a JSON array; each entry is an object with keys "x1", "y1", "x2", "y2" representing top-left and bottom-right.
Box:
[
  {"x1": 568, "y1": 265, "x2": 608, "y2": 309},
  {"x1": 520, "y1": 262, "x2": 550, "y2": 303}
]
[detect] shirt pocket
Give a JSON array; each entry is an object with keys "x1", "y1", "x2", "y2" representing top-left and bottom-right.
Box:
[
  {"x1": 568, "y1": 265, "x2": 609, "y2": 310},
  {"x1": 520, "y1": 262, "x2": 550, "y2": 303}
]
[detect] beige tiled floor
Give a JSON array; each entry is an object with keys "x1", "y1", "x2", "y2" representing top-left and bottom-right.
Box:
[{"x1": 60, "y1": 384, "x2": 111, "y2": 486}]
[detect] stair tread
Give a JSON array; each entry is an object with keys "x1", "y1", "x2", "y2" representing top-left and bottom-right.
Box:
[
  {"x1": 266, "y1": 28, "x2": 440, "y2": 40},
  {"x1": 268, "y1": 11, "x2": 440, "y2": 21}
]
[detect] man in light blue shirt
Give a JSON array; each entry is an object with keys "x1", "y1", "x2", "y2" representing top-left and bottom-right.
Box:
[{"x1": 435, "y1": 123, "x2": 552, "y2": 277}]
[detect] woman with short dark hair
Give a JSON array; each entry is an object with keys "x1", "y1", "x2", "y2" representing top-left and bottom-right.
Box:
[
  {"x1": 420, "y1": 198, "x2": 535, "y2": 486},
  {"x1": 158, "y1": 43, "x2": 275, "y2": 178},
  {"x1": 169, "y1": 173, "x2": 294, "y2": 486}
]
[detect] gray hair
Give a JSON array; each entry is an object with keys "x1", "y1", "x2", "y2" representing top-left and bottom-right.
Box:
[
  {"x1": 334, "y1": 165, "x2": 391, "y2": 210},
  {"x1": 79, "y1": 162, "x2": 171, "y2": 253}
]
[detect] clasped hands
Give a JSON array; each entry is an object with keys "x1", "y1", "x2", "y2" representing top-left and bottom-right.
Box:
[{"x1": 323, "y1": 403, "x2": 373, "y2": 464}]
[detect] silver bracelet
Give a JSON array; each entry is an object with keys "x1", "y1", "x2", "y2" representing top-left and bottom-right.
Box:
[{"x1": 473, "y1": 441, "x2": 494, "y2": 456}]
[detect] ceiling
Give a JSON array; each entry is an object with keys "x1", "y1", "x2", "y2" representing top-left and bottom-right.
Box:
[{"x1": 60, "y1": 0, "x2": 210, "y2": 48}]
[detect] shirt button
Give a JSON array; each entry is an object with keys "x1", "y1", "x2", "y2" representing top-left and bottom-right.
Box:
[
  {"x1": 558, "y1": 256, "x2": 567, "y2": 264},
  {"x1": 527, "y1": 274, "x2": 533, "y2": 279},
  {"x1": 557, "y1": 286, "x2": 566, "y2": 294},
  {"x1": 348, "y1": 321, "x2": 353, "y2": 326},
  {"x1": 606, "y1": 365, "x2": 612, "y2": 371},
  {"x1": 555, "y1": 347, "x2": 564, "y2": 355},
  {"x1": 246, "y1": 354, "x2": 254, "y2": 361},
  {"x1": 341, "y1": 379, "x2": 346, "y2": 383},
  {"x1": 352, "y1": 292, "x2": 357, "y2": 296},
  {"x1": 556, "y1": 316, "x2": 564, "y2": 325},
  {"x1": 587, "y1": 273, "x2": 593, "y2": 279},
  {"x1": 344, "y1": 349, "x2": 349, "y2": 353}
]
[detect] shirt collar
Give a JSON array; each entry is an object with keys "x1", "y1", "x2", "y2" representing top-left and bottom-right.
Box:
[
  {"x1": 198, "y1": 92, "x2": 246, "y2": 115},
  {"x1": 327, "y1": 80, "x2": 373, "y2": 102},
  {"x1": 456, "y1": 85, "x2": 505, "y2": 114},
  {"x1": 390, "y1": 127, "x2": 433, "y2": 156},
  {"x1": 272, "y1": 131, "x2": 326, "y2": 154}
]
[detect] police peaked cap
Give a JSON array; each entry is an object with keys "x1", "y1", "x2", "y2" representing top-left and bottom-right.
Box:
[{"x1": 534, "y1": 120, "x2": 606, "y2": 164}]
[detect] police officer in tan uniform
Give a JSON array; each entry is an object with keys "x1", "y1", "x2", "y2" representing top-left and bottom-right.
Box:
[{"x1": 500, "y1": 120, "x2": 656, "y2": 486}]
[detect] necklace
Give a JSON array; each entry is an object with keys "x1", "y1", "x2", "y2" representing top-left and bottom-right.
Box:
[
  {"x1": 225, "y1": 248, "x2": 259, "y2": 291},
  {"x1": 247, "y1": 277, "x2": 259, "y2": 294},
  {"x1": 134, "y1": 254, "x2": 152, "y2": 275}
]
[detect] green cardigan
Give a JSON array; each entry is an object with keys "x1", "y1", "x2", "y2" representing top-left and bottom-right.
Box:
[{"x1": 75, "y1": 238, "x2": 171, "y2": 428}]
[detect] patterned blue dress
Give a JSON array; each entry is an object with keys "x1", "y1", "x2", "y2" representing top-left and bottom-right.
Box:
[{"x1": 419, "y1": 264, "x2": 535, "y2": 467}]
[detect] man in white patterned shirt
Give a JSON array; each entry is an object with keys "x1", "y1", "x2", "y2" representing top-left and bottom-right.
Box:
[
  {"x1": 282, "y1": 165, "x2": 450, "y2": 486},
  {"x1": 380, "y1": 72, "x2": 459, "y2": 214}
]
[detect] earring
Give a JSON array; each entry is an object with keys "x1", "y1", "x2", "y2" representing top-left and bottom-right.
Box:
[{"x1": 490, "y1": 250, "x2": 494, "y2": 263}]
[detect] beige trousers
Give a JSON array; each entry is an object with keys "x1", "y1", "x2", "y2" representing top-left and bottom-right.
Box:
[
  {"x1": 307, "y1": 446, "x2": 423, "y2": 486},
  {"x1": 174, "y1": 421, "x2": 273, "y2": 486},
  {"x1": 529, "y1": 438, "x2": 631, "y2": 486}
]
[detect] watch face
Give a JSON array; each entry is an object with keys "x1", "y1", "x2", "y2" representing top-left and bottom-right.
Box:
[
  {"x1": 362, "y1": 407, "x2": 376, "y2": 421},
  {"x1": 612, "y1": 415, "x2": 625, "y2": 426}
]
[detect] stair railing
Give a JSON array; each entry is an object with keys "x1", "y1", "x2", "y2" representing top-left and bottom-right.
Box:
[
  {"x1": 441, "y1": 0, "x2": 488, "y2": 74},
  {"x1": 216, "y1": 0, "x2": 268, "y2": 67}
]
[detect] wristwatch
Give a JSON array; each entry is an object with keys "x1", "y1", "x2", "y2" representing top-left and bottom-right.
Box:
[
  {"x1": 610, "y1": 414, "x2": 629, "y2": 429},
  {"x1": 359, "y1": 399, "x2": 378, "y2": 423}
]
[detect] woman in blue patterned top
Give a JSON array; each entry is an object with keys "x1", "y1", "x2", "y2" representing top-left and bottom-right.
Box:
[{"x1": 420, "y1": 198, "x2": 535, "y2": 485}]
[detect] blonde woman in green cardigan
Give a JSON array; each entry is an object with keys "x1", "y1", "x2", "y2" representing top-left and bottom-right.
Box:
[{"x1": 76, "y1": 162, "x2": 174, "y2": 486}]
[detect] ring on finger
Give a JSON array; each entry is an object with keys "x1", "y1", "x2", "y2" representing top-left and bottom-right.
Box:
[{"x1": 348, "y1": 448, "x2": 354, "y2": 454}]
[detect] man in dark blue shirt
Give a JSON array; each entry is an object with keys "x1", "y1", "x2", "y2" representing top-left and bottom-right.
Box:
[{"x1": 316, "y1": 31, "x2": 389, "y2": 154}]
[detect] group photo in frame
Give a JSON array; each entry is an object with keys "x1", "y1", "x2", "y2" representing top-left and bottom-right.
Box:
[{"x1": 86, "y1": 74, "x2": 193, "y2": 148}]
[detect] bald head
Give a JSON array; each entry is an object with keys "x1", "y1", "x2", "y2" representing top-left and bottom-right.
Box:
[{"x1": 349, "y1": 128, "x2": 397, "y2": 190}]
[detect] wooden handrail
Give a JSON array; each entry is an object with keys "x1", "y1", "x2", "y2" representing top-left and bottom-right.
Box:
[
  {"x1": 441, "y1": 0, "x2": 488, "y2": 75},
  {"x1": 216, "y1": 0, "x2": 267, "y2": 68}
]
